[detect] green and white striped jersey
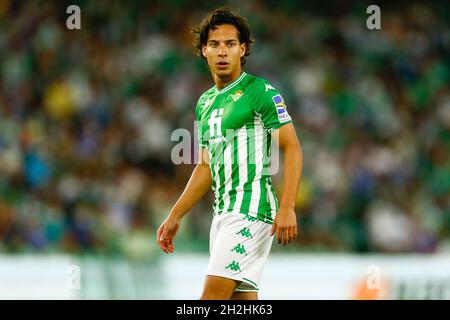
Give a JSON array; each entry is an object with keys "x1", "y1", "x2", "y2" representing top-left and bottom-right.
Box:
[{"x1": 195, "y1": 72, "x2": 292, "y2": 224}]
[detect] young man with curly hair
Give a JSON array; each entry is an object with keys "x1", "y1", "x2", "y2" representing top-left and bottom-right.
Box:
[{"x1": 157, "y1": 8, "x2": 303, "y2": 300}]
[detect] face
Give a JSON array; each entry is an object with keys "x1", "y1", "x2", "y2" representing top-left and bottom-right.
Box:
[{"x1": 202, "y1": 24, "x2": 246, "y2": 80}]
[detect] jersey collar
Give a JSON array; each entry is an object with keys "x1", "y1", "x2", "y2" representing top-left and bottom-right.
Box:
[{"x1": 214, "y1": 72, "x2": 247, "y2": 95}]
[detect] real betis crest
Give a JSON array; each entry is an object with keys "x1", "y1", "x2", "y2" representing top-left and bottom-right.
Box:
[{"x1": 230, "y1": 90, "x2": 244, "y2": 102}]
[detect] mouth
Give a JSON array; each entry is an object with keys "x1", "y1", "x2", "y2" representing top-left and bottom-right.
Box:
[{"x1": 216, "y1": 61, "x2": 229, "y2": 69}]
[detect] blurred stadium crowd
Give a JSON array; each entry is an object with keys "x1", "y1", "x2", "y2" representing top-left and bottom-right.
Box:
[{"x1": 0, "y1": 0, "x2": 449, "y2": 257}]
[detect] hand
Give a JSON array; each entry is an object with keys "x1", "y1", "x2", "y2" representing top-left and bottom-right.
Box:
[
  {"x1": 270, "y1": 206, "x2": 298, "y2": 245},
  {"x1": 156, "y1": 216, "x2": 180, "y2": 253}
]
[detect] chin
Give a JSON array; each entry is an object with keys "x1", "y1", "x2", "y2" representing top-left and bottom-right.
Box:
[{"x1": 215, "y1": 69, "x2": 232, "y2": 77}]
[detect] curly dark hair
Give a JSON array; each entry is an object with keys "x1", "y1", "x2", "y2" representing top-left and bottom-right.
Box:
[{"x1": 191, "y1": 7, "x2": 254, "y2": 66}]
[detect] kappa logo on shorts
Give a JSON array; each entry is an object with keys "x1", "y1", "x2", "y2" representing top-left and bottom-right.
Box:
[
  {"x1": 231, "y1": 243, "x2": 248, "y2": 256},
  {"x1": 236, "y1": 227, "x2": 253, "y2": 239},
  {"x1": 242, "y1": 215, "x2": 257, "y2": 222},
  {"x1": 225, "y1": 260, "x2": 241, "y2": 272}
]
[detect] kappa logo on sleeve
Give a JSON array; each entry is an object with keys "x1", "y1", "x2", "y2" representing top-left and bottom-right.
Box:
[
  {"x1": 265, "y1": 84, "x2": 275, "y2": 92},
  {"x1": 272, "y1": 94, "x2": 291, "y2": 123},
  {"x1": 204, "y1": 95, "x2": 216, "y2": 109}
]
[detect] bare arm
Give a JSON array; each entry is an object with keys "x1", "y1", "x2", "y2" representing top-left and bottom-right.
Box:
[
  {"x1": 156, "y1": 148, "x2": 212, "y2": 253},
  {"x1": 270, "y1": 123, "x2": 303, "y2": 245},
  {"x1": 169, "y1": 148, "x2": 212, "y2": 220}
]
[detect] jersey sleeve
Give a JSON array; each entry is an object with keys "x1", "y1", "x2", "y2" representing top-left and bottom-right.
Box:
[
  {"x1": 195, "y1": 100, "x2": 208, "y2": 148},
  {"x1": 254, "y1": 82, "x2": 292, "y2": 131}
]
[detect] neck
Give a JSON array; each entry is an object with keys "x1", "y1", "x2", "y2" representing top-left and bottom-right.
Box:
[{"x1": 213, "y1": 69, "x2": 242, "y2": 90}]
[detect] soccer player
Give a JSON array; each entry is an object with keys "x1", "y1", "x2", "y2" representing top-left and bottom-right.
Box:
[{"x1": 156, "y1": 8, "x2": 303, "y2": 300}]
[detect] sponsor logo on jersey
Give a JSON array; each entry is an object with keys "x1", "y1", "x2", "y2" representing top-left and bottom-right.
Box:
[
  {"x1": 209, "y1": 136, "x2": 228, "y2": 144},
  {"x1": 207, "y1": 108, "x2": 227, "y2": 145},
  {"x1": 272, "y1": 94, "x2": 291, "y2": 123},
  {"x1": 208, "y1": 108, "x2": 223, "y2": 138},
  {"x1": 230, "y1": 90, "x2": 244, "y2": 102}
]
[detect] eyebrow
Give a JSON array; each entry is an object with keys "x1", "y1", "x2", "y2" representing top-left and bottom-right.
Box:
[{"x1": 207, "y1": 39, "x2": 238, "y2": 43}]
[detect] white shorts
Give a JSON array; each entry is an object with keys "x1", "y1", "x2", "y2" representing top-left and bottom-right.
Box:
[{"x1": 206, "y1": 212, "x2": 274, "y2": 292}]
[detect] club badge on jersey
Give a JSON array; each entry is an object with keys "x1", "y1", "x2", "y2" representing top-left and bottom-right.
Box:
[{"x1": 230, "y1": 90, "x2": 244, "y2": 102}]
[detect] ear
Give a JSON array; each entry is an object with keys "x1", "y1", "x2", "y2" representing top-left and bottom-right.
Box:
[
  {"x1": 240, "y1": 43, "x2": 246, "y2": 57},
  {"x1": 202, "y1": 45, "x2": 207, "y2": 58}
]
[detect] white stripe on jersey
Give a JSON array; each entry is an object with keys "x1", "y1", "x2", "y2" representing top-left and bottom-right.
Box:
[
  {"x1": 232, "y1": 127, "x2": 248, "y2": 213},
  {"x1": 248, "y1": 117, "x2": 264, "y2": 215},
  {"x1": 221, "y1": 140, "x2": 233, "y2": 212},
  {"x1": 212, "y1": 157, "x2": 221, "y2": 212},
  {"x1": 266, "y1": 179, "x2": 277, "y2": 220}
]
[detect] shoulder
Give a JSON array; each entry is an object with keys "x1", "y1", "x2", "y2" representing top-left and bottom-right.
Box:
[
  {"x1": 197, "y1": 86, "x2": 216, "y2": 104},
  {"x1": 244, "y1": 74, "x2": 282, "y2": 104},
  {"x1": 195, "y1": 87, "x2": 216, "y2": 114},
  {"x1": 245, "y1": 74, "x2": 279, "y2": 94}
]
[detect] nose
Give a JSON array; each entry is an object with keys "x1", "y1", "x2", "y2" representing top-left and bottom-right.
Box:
[{"x1": 218, "y1": 43, "x2": 227, "y2": 57}]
